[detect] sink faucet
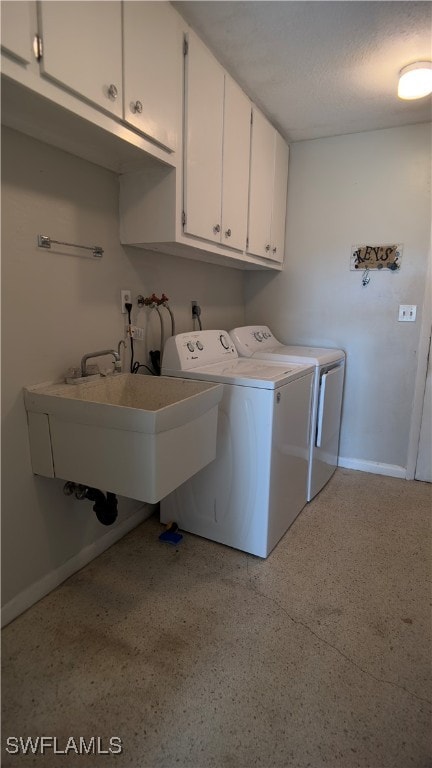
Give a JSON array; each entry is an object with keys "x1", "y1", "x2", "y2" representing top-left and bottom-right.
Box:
[{"x1": 81, "y1": 349, "x2": 121, "y2": 377}]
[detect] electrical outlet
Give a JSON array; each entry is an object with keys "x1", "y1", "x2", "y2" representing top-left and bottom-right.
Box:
[
  {"x1": 121, "y1": 289, "x2": 132, "y2": 314},
  {"x1": 191, "y1": 300, "x2": 201, "y2": 318},
  {"x1": 398, "y1": 304, "x2": 417, "y2": 322}
]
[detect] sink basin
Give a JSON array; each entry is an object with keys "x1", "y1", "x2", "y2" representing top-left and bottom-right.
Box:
[{"x1": 24, "y1": 373, "x2": 223, "y2": 503}]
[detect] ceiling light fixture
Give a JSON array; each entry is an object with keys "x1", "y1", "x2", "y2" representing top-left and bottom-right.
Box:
[{"x1": 398, "y1": 61, "x2": 432, "y2": 100}]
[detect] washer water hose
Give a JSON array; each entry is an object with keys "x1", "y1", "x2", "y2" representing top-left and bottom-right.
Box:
[
  {"x1": 154, "y1": 305, "x2": 165, "y2": 361},
  {"x1": 136, "y1": 293, "x2": 177, "y2": 375},
  {"x1": 64, "y1": 482, "x2": 118, "y2": 526},
  {"x1": 160, "y1": 293, "x2": 176, "y2": 337}
]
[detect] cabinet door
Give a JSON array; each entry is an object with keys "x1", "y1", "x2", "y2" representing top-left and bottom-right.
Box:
[
  {"x1": 221, "y1": 76, "x2": 251, "y2": 251},
  {"x1": 38, "y1": 1, "x2": 122, "y2": 118},
  {"x1": 247, "y1": 108, "x2": 275, "y2": 258},
  {"x1": 184, "y1": 31, "x2": 224, "y2": 243},
  {"x1": 123, "y1": 2, "x2": 182, "y2": 152},
  {"x1": 1, "y1": 0, "x2": 34, "y2": 64},
  {"x1": 270, "y1": 132, "x2": 289, "y2": 263}
]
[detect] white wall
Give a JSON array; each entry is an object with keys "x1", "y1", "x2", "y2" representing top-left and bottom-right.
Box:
[
  {"x1": 1, "y1": 127, "x2": 245, "y2": 622},
  {"x1": 245, "y1": 123, "x2": 431, "y2": 474}
]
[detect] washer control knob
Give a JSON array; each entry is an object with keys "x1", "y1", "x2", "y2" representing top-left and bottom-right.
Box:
[
  {"x1": 219, "y1": 334, "x2": 230, "y2": 350},
  {"x1": 196, "y1": 341, "x2": 203, "y2": 351},
  {"x1": 187, "y1": 342, "x2": 195, "y2": 352},
  {"x1": 254, "y1": 332, "x2": 263, "y2": 341}
]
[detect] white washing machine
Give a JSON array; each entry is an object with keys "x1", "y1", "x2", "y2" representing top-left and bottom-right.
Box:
[
  {"x1": 229, "y1": 326, "x2": 345, "y2": 501},
  {"x1": 161, "y1": 330, "x2": 314, "y2": 558}
]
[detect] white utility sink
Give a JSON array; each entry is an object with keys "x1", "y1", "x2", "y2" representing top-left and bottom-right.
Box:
[{"x1": 24, "y1": 373, "x2": 223, "y2": 503}]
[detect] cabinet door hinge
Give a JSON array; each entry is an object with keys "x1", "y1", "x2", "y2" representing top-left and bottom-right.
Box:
[
  {"x1": 33, "y1": 34, "x2": 43, "y2": 61},
  {"x1": 183, "y1": 37, "x2": 188, "y2": 56},
  {"x1": 250, "y1": 109, "x2": 253, "y2": 125},
  {"x1": 246, "y1": 236, "x2": 249, "y2": 249},
  {"x1": 182, "y1": 211, "x2": 186, "y2": 227}
]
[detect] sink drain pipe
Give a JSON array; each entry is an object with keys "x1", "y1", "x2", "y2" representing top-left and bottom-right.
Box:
[{"x1": 63, "y1": 482, "x2": 118, "y2": 526}]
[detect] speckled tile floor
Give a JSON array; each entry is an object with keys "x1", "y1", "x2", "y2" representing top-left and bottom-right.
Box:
[{"x1": 2, "y1": 469, "x2": 431, "y2": 768}]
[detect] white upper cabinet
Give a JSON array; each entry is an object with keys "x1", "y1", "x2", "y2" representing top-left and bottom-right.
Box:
[
  {"x1": 247, "y1": 108, "x2": 275, "y2": 258},
  {"x1": 221, "y1": 76, "x2": 251, "y2": 251},
  {"x1": 35, "y1": 1, "x2": 182, "y2": 149},
  {"x1": 183, "y1": 31, "x2": 224, "y2": 243},
  {"x1": 271, "y1": 131, "x2": 290, "y2": 263},
  {"x1": 37, "y1": 1, "x2": 123, "y2": 118},
  {"x1": 122, "y1": 2, "x2": 183, "y2": 152},
  {"x1": 1, "y1": 1, "x2": 34, "y2": 64},
  {"x1": 184, "y1": 32, "x2": 251, "y2": 251},
  {"x1": 247, "y1": 107, "x2": 289, "y2": 262},
  {"x1": 2, "y1": 2, "x2": 288, "y2": 268}
]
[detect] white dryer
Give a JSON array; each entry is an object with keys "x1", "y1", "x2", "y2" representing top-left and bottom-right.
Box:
[
  {"x1": 161, "y1": 330, "x2": 314, "y2": 558},
  {"x1": 230, "y1": 326, "x2": 345, "y2": 501}
]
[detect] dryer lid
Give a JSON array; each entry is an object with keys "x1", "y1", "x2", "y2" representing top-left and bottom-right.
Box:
[
  {"x1": 230, "y1": 326, "x2": 345, "y2": 366},
  {"x1": 253, "y1": 345, "x2": 345, "y2": 367}
]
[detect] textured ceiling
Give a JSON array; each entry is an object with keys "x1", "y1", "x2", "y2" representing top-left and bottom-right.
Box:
[{"x1": 173, "y1": 1, "x2": 432, "y2": 142}]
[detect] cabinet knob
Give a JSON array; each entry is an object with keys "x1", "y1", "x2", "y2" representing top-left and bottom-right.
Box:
[
  {"x1": 265, "y1": 244, "x2": 271, "y2": 252},
  {"x1": 225, "y1": 228, "x2": 232, "y2": 238},
  {"x1": 108, "y1": 84, "x2": 118, "y2": 100},
  {"x1": 272, "y1": 247, "x2": 277, "y2": 254},
  {"x1": 213, "y1": 224, "x2": 221, "y2": 234},
  {"x1": 132, "y1": 100, "x2": 143, "y2": 114}
]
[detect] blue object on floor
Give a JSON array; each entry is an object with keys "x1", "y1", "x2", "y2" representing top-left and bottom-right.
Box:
[{"x1": 159, "y1": 522, "x2": 183, "y2": 545}]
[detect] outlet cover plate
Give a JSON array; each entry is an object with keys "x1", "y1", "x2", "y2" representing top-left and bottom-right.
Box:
[{"x1": 398, "y1": 304, "x2": 417, "y2": 322}]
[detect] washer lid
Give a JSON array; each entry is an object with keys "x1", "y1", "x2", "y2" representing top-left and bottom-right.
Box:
[{"x1": 163, "y1": 358, "x2": 314, "y2": 389}]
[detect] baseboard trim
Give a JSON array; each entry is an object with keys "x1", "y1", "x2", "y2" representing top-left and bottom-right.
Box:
[
  {"x1": 338, "y1": 456, "x2": 406, "y2": 479},
  {"x1": 1, "y1": 505, "x2": 153, "y2": 628}
]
